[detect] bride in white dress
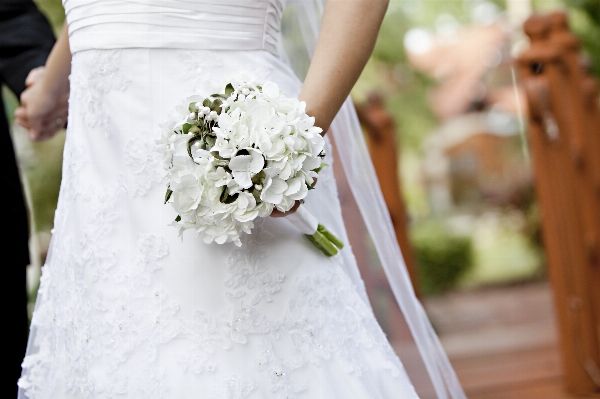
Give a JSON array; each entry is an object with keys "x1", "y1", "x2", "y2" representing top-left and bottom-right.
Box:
[{"x1": 16, "y1": 1, "x2": 466, "y2": 398}]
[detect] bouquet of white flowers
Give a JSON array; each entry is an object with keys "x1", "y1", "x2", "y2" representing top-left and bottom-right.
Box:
[{"x1": 159, "y1": 77, "x2": 344, "y2": 256}]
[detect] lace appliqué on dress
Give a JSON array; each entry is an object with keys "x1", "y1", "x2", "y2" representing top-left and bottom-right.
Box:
[
  {"x1": 178, "y1": 223, "x2": 275, "y2": 375},
  {"x1": 225, "y1": 220, "x2": 284, "y2": 306},
  {"x1": 177, "y1": 50, "x2": 224, "y2": 92},
  {"x1": 179, "y1": 220, "x2": 401, "y2": 398},
  {"x1": 70, "y1": 50, "x2": 130, "y2": 136},
  {"x1": 251, "y1": 263, "x2": 401, "y2": 397},
  {"x1": 80, "y1": 186, "x2": 125, "y2": 283},
  {"x1": 19, "y1": 206, "x2": 177, "y2": 399},
  {"x1": 255, "y1": 338, "x2": 307, "y2": 399},
  {"x1": 124, "y1": 131, "x2": 165, "y2": 197},
  {"x1": 215, "y1": 375, "x2": 257, "y2": 399},
  {"x1": 287, "y1": 267, "x2": 400, "y2": 377}
]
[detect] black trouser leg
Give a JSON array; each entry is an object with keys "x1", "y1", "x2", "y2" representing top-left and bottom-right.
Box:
[
  {"x1": 0, "y1": 95, "x2": 30, "y2": 398},
  {"x1": 0, "y1": 6, "x2": 56, "y2": 396}
]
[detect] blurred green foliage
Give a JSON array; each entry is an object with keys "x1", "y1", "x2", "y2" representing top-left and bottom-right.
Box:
[
  {"x1": 359, "y1": 5, "x2": 439, "y2": 153},
  {"x1": 23, "y1": 134, "x2": 65, "y2": 234},
  {"x1": 33, "y1": 0, "x2": 65, "y2": 33},
  {"x1": 411, "y1": 222, "x2": 473, "y2": 295},
  {"x1": 565, "y1": 0, "x2": 600, "y2": 78}
]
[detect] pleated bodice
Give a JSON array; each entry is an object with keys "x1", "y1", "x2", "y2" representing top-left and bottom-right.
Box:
[{"x1": 63, "y1": 0, "x2": 285, "y2": 55}]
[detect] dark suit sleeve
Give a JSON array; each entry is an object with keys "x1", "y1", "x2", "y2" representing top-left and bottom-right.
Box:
[{"x1": 0, "y1": 5, "x2": 56, "y2": 97}]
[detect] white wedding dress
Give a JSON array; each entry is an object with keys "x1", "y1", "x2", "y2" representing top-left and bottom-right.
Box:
[{"x1": 18, "y1": 1, "x2": 422, "y2": 398}]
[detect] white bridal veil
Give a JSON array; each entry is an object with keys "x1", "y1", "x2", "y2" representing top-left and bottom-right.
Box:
[{"x1": 281, "y1": 1, "x2": 467, "y2": 398}]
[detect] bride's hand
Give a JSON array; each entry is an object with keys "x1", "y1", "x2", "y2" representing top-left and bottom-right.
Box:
[
  {"x1": 270, "y1": 178, "x2": 317, "y2": 218},
  {"x1": 15, "y1": 67, "x2": 69, "y2": 141},
  {"x1": 15, "y1": 23, "x2": 72, "y2": 141},
  {"x1": 270, "y1": 200, "x2": 302, "y2": 218}
]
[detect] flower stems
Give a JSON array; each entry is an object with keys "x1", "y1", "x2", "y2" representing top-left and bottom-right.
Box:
[
  {"x1": 317, "y1": 224, "x2": 344, "y2": 250},
  {"x1": 305, "y1": 224, "x2": 344, "y2": 257}
]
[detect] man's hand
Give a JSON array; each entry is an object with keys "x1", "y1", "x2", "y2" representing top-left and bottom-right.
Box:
[{"x1": 15, "y1": 66, "x2": 69, "y2": 141}]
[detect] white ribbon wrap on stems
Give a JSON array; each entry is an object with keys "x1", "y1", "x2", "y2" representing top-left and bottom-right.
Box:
[{"x1": 284, "y1": 205, "x2": 319, "y2": 235}]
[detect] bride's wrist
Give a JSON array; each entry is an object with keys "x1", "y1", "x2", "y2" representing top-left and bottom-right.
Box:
[
  {"x1": 302, "y1": 104, "x2": 330, "y2": 135},
  {"x1": 40, "y1": 77, "x2": 69, "y2": 99}
]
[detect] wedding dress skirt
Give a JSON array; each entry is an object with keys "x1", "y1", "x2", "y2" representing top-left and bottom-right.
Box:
[{"x1": 19, "y1": 1, "x2": 420, "y2": 398}]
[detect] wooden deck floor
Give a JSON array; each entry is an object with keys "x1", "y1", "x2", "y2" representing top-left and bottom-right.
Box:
[{"x1": 405, "y1": 282, "x2": 599, "y2": 398}]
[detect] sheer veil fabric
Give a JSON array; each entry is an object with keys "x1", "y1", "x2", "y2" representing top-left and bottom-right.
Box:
[
  {"x1": 282, "y1": 1, "x2": 466, "y2": 398},
  {"x1": 18, "y1": 0, "x2": 466, "y2": 398}
]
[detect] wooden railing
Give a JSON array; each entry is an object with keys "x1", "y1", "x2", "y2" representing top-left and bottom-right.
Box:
[{"x1": 517, "y1": 12, "x2": 600, "y2": 395}]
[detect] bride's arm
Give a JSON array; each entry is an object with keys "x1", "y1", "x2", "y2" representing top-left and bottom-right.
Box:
[
  {"x1": 15, "y1": 23, "x2": 71, "y2": 141},
  {"x1": 273, "y1": 0, "x2": 388, "y2": 217},
  {"x1": 298, "y1": 0, "x2": 389, "y2": 134}
]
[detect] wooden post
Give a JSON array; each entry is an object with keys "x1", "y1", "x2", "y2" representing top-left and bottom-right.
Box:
[
  {"x1": 356, "y1": 93, "x2": 421, "y2": 298},
  {"x1": 518, "y1": 13, "x2": 600, "y2": 395},
  {"x1": 548, "y1": 13, "x2": 600, "y2": 268},
  {"x1": 580, "y1": 77, "x2": 600, "y2": 371}
]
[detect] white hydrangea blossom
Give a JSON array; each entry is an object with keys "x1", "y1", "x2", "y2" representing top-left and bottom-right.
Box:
[{"x1": 160, "y1": 78, "x2": 325, "y2": 246}]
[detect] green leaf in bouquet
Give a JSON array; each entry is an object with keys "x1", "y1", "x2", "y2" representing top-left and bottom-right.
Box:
[
  {"x1": 220, "y1": 187, "x2": 239, "y2": 204},
  {"x1": 210, "y1": 99, "x2": 223, "y2": 113},
  {"x1": 211, "y1": 151, "x2": 226, "y2": 161},
  {"x1": 204, "y1": 135, "x2": 216, "y2": 150},
  {"x1": 187, "y1": 136, "x2": 203, "y2": 160},
  {"x1": 211, "y1": 152, "x2": 230, "y2": 167},
  {"x1": 250, "y1": 187, "x2": 262, "y2": 202},
  {"x1": 203, "y1": 98, "x2": 212, "y2": 108},
  {"x1": 188, "y1": 102, "x2": 198, "y2": 113},
  {"x1": 203, "y1": 119, "x2": 216, "y2": 133},
  {"x1": 211, "y1": 93, "x2": 228, "y2": 99},
  {"x1": 182, "y1": 123, "x2": 192, "y2": 134},
  {"x1": 251, "y1": 170, "x2": 266, "y2": 185},
  {"x1": 164, "y1": 187, "x2": 173, "y2": 204},
  {"x1": 225, "y1": 83, "x2": 235, "y2": 97},
  {"x1": 198, "y1": 121, "x2": 210, "y2": 135},
  {"x1": 313, "y1": 162, "x2": 328, "y2": 173},
  {"x1": 175, "y1": 215, "x2": 181, "y2": 222}
]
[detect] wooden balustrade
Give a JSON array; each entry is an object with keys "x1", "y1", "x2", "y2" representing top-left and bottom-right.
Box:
[{"x1": 518, "y1": 12, "x2": 600, "y2": 395}]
